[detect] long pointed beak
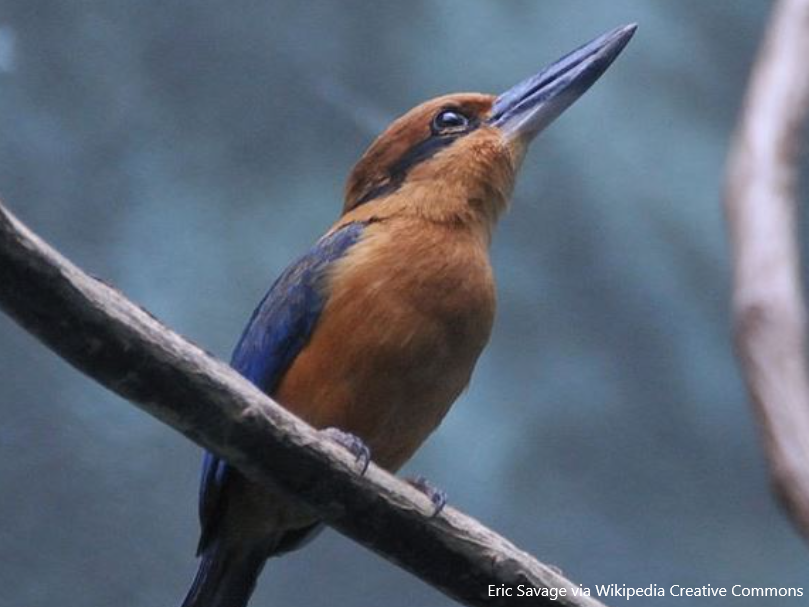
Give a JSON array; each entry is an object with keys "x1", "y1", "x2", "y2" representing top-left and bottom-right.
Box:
[{"x1": 489, "y1": 24, "x2": 636, "y2": 142}]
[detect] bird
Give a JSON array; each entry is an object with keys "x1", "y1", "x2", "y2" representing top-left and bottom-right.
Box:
[{"x1": 181, "y1": 24, "x2": 636, "y2": 607}]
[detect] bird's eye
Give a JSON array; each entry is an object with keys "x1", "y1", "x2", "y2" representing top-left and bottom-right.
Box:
[{"x1": 432, "y1": 109, "x2": 470, "y2": 133}]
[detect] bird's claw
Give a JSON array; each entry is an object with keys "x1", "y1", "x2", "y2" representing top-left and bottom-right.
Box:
[
  {"x1": 406, "y1": 475, "x2": 447, "y2": 517},
  {"x1": 320, "y1": 427, "x2": 371, "y2": 475}
]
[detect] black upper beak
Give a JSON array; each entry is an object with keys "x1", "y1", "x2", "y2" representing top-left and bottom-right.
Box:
[{"x1": 489, "y1": 24, "x2": 636, "y2": 141}]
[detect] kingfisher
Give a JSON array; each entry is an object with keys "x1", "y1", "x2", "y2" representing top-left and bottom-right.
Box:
[{"x1": 181, "y1": 24, "x2": 636, "y2": 607}]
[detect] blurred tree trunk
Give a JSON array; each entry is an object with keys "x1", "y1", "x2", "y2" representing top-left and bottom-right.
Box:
[{"x1": 725, "y1": 0, "x2": 809, "y2": 542}]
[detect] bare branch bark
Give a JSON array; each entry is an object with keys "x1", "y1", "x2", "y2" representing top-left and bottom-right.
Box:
[
  {"x1": 724, "y1": 0, "x2": 809, "y2": 540},
  {"x1": 0, "y1": 200, "x2": 608, "y2": 607}
]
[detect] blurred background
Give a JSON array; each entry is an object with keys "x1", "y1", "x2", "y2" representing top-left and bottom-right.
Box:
[{"x1": 1, "y1": 1, "x2": 807, "y2": 606}]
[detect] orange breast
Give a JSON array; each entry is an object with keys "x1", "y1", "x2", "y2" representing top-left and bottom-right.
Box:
[{"x1": 274, "y1": 218, "x2": 495, "y2": 471}]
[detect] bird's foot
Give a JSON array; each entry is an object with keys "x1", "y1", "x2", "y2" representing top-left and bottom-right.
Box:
[
  {"x1": 405, "y1": 475, "x2": 447, "y2": 517},
  {"x1": 320, "y1": 427, "x2": 371, "y2": 475}
]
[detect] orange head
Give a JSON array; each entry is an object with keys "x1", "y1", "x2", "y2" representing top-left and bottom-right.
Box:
[{"x1": 343, "y1": 24, "x2": 636, "y2": 232}]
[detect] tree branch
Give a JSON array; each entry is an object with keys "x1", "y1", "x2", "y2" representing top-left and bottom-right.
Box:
[
  {"x1": 0, "y1": 200, "x2": 608, "y2": 607},
  {"x1": 724, "y1": 0, "x2": 809, "y2": 541}
]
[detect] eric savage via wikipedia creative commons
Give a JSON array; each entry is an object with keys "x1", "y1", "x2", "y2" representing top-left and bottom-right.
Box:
[{"x1": 487, "y1": 583, "x2": 805, "y2": 600}]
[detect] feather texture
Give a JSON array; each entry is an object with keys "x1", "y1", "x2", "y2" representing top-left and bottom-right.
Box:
[
  {"x1": 184, "y1": 90, "x2": 518, "y2": 607},
  {"x1": 195, "y1": 222, "x2": 365, "y2": 557}
]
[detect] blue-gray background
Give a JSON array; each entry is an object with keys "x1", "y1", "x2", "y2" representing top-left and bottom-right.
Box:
[{"x1": 1, "y1": 2, "x2": 806, "y2": 606}]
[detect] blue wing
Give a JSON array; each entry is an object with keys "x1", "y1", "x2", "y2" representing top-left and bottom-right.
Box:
[{"x1": 196, "y1": 222, "x2": 366, "y2": 554}]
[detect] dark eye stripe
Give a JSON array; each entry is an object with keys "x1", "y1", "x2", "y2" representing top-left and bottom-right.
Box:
[
  {"x1": 354, "y1": 124, "x2": 479, "y2": 207},
  {"x1": 354, "y1": 180, "x2": 400, "y2": 207}
]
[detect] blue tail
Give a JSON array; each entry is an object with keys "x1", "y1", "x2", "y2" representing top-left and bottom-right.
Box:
[{"x1": 181, "y1": 541, "x2": 267, "y2": 607}]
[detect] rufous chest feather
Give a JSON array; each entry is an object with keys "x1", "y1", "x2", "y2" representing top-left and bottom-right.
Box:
[
  {"x1": 274, "y1": 219, "x2": 495, "y2": 470},
  {"x1": 328, "y1": 220, "x2": 496, "y2": 359}
]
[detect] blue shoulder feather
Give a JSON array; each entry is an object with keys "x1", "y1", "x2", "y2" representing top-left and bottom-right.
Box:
[{"x1": 196, "y1": 222, "x2": 365, "y2": 554}]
